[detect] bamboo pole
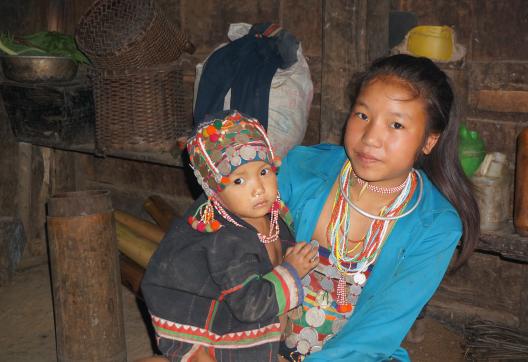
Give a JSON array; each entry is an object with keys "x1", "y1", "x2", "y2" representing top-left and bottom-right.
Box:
[
  {"x1": 115, "y1": 222, "x2": 158, "y2": 269},
  {"x1": 114, "y1": 210, "x2": 164, "y2": 243},
  {"x1": 143, "y1": 195, "x2": 177, "y2": 231}
]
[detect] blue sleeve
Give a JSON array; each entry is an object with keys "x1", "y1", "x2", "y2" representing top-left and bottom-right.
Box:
[
  {"x1": 278, "y1": 149, "x2": 295, "y2": 205},
  {"x1": 305, "y1": 213, "x2": 462, "y2": 362}
]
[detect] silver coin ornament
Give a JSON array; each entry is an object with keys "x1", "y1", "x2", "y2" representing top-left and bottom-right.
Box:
[
  {"x1": 224, "y1": 146, "x2": 236, "y2": 157},
  {"x1": 323, "y1": 334, "x2": 334, "y2": 344},
  {"x1": 285, "y1": 333, "x2": 299, "y2": 348},
  {"x1": 349, "y1": 284, "x2": 362, "y2": 295},
  {"x1": 296, "y1": 339, "x2": 311, "y2": 355},
  {"x1": 347, "y1": 292, "x2": 359, "y2": 305},
  {"x1": 305, "y1": 307, "x2": 326, "y2": 328},
  {"x1": 320, "y1": 276, "x2": 334, "y2": 292},
  {"x1": 299, "y1": 327, "x2": 319, "y2": 346},
  {"x1": 217, "y1": 159, "x2": 231, "y2": 176},
  {"x1": 310, "y1": 345, "x2": 322, "y2": 353},
  {"x1": 353, "y1": 272, "x2": 367, "y2": 285},
  {"x1": 239, "y1": 145, "x2": 257, "y2": 160},
  {"x1": 230, "y1": 155, "x2": 242, "y2": 167},
  {"x1": 258, "y1": 150, "x2": 268, "y2": 160},
  {"x1": 331, "y1": 318, "x2": 348, "y2": 334},
  {"x1": 327, "y1": 265, "x2": 341, "y2": 279}
]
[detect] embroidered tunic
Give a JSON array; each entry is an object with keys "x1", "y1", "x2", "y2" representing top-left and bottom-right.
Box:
[{"x1": 141, "y1": 194, "x2": 303, "y2": 361}]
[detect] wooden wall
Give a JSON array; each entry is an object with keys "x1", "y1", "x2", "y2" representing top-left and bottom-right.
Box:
[
  {"x1": 391, "y1": 0, "x2": 528, "y2": 331},
  {"x1": 1, "y1": 0, "x2": 527, "y2": 331}
]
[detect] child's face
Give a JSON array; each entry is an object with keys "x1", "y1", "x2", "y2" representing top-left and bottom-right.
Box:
[
  {"x1": 344, "y1": 76, "x2": 439, "y2": 187},
  {"x1": 217, "y1": 160, "x2": 278, "y2": 222}
]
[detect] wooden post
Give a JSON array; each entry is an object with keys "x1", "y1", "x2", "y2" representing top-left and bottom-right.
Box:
[
  {"x1": 0, "y1": 217, "x2": 26, "y2": 286},
  {"x1": 47, "y1": 190, "x2": 126, "y2": 362},
  {"x1": 320, "y1": 0, "x2": 389, "y2": 143}
]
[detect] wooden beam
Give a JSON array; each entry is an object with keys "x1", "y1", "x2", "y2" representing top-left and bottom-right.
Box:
[{"x1": 475, "y1": 90, "x2": 528, "y2": 113}]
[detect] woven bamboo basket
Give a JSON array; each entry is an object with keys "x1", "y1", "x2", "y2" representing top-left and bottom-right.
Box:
[
  {"x1": 76, "y1": 0, "x2": 191, "y2": 70},
  {"x1": 90, "y1": 62, "x2": 188, "y2": 153}
]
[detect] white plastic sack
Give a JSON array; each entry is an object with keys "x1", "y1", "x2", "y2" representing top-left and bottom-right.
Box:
[{"x1": 193, "y1": 23, "x2": 313, "y2": 158}]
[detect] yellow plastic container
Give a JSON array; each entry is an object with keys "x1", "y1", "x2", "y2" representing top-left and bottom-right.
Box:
[{"x1": 407, "y1": 26, "x2": 454, "y2": 61}]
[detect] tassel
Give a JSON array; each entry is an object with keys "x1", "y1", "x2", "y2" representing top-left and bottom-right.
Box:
[
  {"x1": 336, "y1": 276, "x2": 352, "y2": 313},
  {"x1": 187, "y1": 197, "x2": 222, "y2": 232}
]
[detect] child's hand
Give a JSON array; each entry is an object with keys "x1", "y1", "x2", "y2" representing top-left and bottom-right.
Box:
[{"x1": 283, "y1": 241, "x2": 319, "y2": 278}]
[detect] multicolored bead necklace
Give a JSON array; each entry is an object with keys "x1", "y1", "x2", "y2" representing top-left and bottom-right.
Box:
[
  {"x1": 352, "y1": 169, "x2": 407, "y2": 194},
  {"x1": 188, "y1": 195, "x2": 282, "y2": 244},
  {"x1": 212, "y1": 196, "x2": 281, "y2": 244},
  {"x1": 327, "y1": 160, "x2": 417, "y2": 312}
]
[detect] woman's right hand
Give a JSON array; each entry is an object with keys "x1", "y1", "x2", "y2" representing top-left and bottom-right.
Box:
[{"x1": 283, "y1": 241, "x2": 319, "y2": 278}]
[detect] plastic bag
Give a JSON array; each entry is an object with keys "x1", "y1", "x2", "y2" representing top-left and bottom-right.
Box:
[{"x1": 193, "y1": 23, "x2": 313, "y2": 158}]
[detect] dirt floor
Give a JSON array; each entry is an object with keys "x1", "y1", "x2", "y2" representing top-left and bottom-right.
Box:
[{"x1": 0, "y1": 262, "x2": 467, "y2": 362}]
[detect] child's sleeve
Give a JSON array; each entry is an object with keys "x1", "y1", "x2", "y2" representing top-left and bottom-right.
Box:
[{"x1": 206, "y1": 231, "x2": 304, "y2": 322}]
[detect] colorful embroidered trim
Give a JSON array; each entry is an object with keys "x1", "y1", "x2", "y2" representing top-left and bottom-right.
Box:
[
  {"x1": 151, "y1": 315, "x2": 282, "y2": 349},
  {"x1": 263, "y1": 263, "x2": 304, "y2": 315}
]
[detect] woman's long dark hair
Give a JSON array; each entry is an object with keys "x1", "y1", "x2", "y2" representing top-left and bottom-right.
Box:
[{"x1": 353, "y1": 54, "x2": 479, "y2": 268}]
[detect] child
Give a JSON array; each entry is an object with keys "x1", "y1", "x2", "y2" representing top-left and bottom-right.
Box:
[
  {"x1": 142, "y1": 110, "x2": 319, "y2": 362},
  {"x1": 277, "y1": 54, "x2": 480, "y2": 361}
]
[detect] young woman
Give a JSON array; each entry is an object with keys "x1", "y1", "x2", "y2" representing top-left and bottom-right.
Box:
[{"x1": 278, "y1": 54, "x2": 479, "y2": 361}]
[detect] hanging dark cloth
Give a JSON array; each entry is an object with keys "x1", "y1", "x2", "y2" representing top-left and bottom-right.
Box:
[{"x1": 193, "y1": 23, "x2": 299, "y2": 130}]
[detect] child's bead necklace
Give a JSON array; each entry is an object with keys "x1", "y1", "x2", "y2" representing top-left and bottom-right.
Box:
[{"x1": 211, "y1": 197, "x2": 280, "y2": 244}]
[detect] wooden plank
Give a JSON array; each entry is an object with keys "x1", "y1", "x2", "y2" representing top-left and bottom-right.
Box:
[
  {"x1": 477, "y1": 229, "x2": 528, "y2": 263},
  {"x1": 475, "y1": 90, "x2": 528, "y2": 113}
]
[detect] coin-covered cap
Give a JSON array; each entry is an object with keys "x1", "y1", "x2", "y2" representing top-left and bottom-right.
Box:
[{"x1": 187, "y1": 110, "x2": 281, "y2": 196}]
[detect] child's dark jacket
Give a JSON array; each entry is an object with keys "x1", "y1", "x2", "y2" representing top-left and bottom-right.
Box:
[{"x1": 141, "y1": 194, "x2": 303, "y2": 349}]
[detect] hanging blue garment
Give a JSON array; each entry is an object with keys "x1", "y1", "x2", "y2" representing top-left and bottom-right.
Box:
[{"x1": 193, "y1": 23, "x2": 299, "y2": 130}]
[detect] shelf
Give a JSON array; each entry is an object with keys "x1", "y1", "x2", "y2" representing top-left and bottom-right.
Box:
[
  {"x1": 477, "y1": 224, "x2": 528, "y2": 263},
  {"x1": 20, "y1": 138, "x2": 186, "y2": 167}
]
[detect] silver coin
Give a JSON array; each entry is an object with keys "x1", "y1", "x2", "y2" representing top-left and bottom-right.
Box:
[
  {"x1": 305, "y1": 307, "x2": 326, "y2": 328},
  {"x1": 327, "y1": 266, "x2": 342, "y2": 279},
  {"x1": 217, "y1": 159, "x2": 231, "y2": 176},
  {"x1": 323, "y1": 334, "x2": 334, "y2": 344},
  {"x1": 347, "y1": 293, "x2": 359, "y2": 305},
  {"x1": 230, "y1": 155, "x2": 242, "y2": 167},
  {"x1": 285, "y1": 333, "x2": 299, "y2": 348},
  {"x1": 320, "y1": 276, "x2": 334, "y2": 292},
  {"x1": 224, "y1": 146, "x2": 236, "y2": 157},
  {"x1": 349, "y1": 284, "x2": 362, "y2": 295},
  {"x1": 310, "y1": 345, "x2": 322, "y2": 353},
  {"x1": 239, "y1": 145, "x2": 256, "y2": 160},
  {"x1": 258, "y1": 150, "x2": 268, "y2": 160},
  {"x1": 299, "y1": 326, "x2": 319, "y2": 346},
  {"x1": 354, "y1": 272, "x2": 367, "y2": 285},
  {"x1": 296, "y1": 339, "x2": 311, "y2": 355},
  {"x1": 331, "y1": 318, "x2": 348, "y2": 334}
]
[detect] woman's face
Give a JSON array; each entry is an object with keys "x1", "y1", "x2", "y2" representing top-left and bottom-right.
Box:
[{"x1": 344, "y1": 76, "x2": 439, "y2": 187}]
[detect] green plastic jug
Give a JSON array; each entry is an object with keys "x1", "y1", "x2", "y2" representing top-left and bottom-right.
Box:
[{"x1": 458, "y1": 124, "x2": 485, "y2": 177}]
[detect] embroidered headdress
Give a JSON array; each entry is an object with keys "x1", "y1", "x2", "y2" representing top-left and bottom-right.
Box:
[{"x1": 187, "y1": 110, "x2": 281, "y2": 196}]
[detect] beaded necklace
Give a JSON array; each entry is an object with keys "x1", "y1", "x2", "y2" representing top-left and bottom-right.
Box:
[
  {"x1": 327, "y1": 161, "x2": 417, "y2": 312},
  {"x1": 211, "y1": 196, "x2": 280, "y2": 244}
]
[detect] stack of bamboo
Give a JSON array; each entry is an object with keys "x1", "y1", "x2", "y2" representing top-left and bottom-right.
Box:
[{"x1": 114, "y1": 195, "x2": 178, "y2": 296}]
